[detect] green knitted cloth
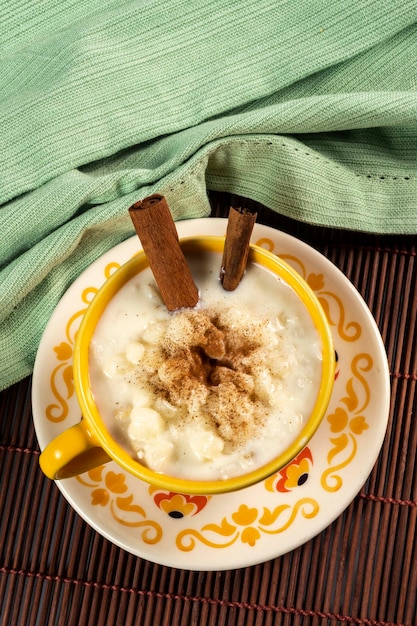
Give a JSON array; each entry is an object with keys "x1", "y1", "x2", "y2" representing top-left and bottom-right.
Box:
[{"x1": 1, "y1": 0, "x2": 417, "y2": 389}]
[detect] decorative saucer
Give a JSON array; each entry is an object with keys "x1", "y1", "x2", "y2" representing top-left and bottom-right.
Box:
[{"x1": 32, "y1": 219, "x2": 390, "y2": 571}]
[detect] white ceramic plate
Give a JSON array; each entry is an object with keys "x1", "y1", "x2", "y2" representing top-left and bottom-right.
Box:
[{"x1": 32, "y1": 219, "x2": 390, "y2": 571}]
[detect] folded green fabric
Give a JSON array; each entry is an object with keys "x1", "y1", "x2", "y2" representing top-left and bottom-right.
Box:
[{"x1": 1, "y1": 0, "x2": 417, "y2": 390}]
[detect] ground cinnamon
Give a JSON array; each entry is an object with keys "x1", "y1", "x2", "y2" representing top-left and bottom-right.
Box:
[
  {"x1": 128, "y1": 194, "x2": 199, "y2": 311},
  {"x1": 220, "y1": 206, "x2": 257, "y2": 291}
]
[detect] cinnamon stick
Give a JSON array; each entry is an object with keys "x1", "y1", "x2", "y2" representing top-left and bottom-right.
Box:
[
  {"x1": 220, "y1": 206, "x2": 257, "y2": 291},
  {"x1": 128, "y1": 194, "x2": 199, "y2": 311}
]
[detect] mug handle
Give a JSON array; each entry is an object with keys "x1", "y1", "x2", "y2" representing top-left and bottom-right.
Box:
[{"x1": 39, "y1": 421, "x2": 112, "y2": 480}]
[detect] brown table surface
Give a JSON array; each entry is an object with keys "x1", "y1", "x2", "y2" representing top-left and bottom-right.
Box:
[{"x1": 1, "y1": 191, "x2": 416, "y2": 626}]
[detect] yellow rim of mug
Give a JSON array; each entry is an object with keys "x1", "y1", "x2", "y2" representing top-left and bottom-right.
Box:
[{"x1": 73, "y1": 235, "x2": 335, "y2": 495}]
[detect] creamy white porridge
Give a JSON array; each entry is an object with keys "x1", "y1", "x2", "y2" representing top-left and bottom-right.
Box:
[{"x1": 89, "y1": 249, "x2": 323, "y2": 481}]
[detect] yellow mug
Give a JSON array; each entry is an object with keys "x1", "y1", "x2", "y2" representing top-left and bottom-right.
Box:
[{"x1": 39, "y1": 236, "x2": 335, "y2": 495}]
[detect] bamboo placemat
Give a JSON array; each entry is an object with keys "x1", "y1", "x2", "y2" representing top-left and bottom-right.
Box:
[{"x1": 1, "y1": 191, "x2": 416, "y2": 626}]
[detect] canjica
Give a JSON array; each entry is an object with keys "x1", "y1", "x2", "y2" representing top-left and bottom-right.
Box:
[{"x1": 89, "y1": 249, "x2": 323, "y2": 481}]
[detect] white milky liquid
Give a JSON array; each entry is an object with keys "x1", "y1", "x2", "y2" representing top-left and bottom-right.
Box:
[{"x1": 89, "y1": 249, "x2": 323, "y2": 481}]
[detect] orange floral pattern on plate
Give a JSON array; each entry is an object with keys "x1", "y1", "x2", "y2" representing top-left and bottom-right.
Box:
[
  {"x1": 76, "y1": 466, "x2": 162, "y2": 544},
  {"x1": 321, "y1": 353, "x2": 371, "y2": 492},
  {"x1": 265, "y1": 447, "x2": 313, "y2": 493},
  {"x1": 150, "y1": 489, "x2": 210, "y2": 519},
  {"x1": 46, "y1": 263, "x2": 120, "y2": 423},
  {"x1": 176, "y1": 499, "x2": 319, "y2": 550}
]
